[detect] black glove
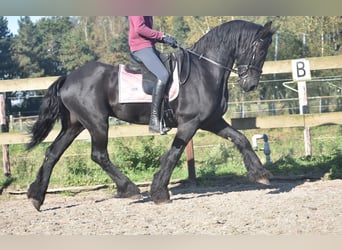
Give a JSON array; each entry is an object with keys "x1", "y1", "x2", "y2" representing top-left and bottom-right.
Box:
[{"x1": 162, "y1": 34, "x2": 178, "y2": 48}]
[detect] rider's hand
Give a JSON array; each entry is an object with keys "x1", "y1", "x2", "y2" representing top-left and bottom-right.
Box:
[{"x1": 162, "y1": 34, "x2": 178, "y2": 48}]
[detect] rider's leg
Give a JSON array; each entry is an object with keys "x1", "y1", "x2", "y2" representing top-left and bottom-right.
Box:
[
  {"x1": 133, "y1": 48, "x2": 170, "y2": 134},
  {"x1": 149, "y1": 79, "x2": 167, "y2": 133}
]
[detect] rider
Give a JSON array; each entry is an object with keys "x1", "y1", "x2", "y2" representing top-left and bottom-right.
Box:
[{"x1": 128, "y1": 16, "x2": 177, "y2": 134}]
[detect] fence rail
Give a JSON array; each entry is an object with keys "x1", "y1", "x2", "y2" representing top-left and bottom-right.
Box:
[
  {"x1": 1, "y1": 55, "x2": 342, "y2": 178},
  {"x1": 1, "y1": 112, "x2": 342, "y2": 145},
  {"x1": 228, "y1": 95, "x2": 342, "y2": 118},
  {"x1": 1, "y1": 55, "x2": 341, "y2": 93}
]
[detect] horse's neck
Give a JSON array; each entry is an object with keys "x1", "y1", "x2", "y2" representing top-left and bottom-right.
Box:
[{"x1": 194, "y1": 40, "x2": 236, "y2": 71}]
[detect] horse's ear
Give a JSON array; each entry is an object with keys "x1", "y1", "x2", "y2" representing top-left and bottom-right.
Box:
[
  {"x1": 270, "y1": 25, "x2": 280, "y2": 35},
  {"x1": 263, "y1": 21, "x2": 273, "y2": 30},
  {"x1": 259, "y1": 21, "x2": 274, "y2": 39}
]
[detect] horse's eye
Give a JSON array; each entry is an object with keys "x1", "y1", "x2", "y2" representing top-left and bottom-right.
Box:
[{"x1": 258, "y1": 50, "x2": 266, "y2": 58}]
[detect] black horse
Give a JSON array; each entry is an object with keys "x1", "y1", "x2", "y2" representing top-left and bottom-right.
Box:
[{"x1": 27, "y1": 20, "x2": 278, "y2": 211}]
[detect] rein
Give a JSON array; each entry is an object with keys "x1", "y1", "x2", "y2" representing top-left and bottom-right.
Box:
[
  {"x1": 183, "y1": 47, "x2": 238, "y2": 74},
  {"x1": 176, "y1": 40, "x2": 263, "y2": 84}
]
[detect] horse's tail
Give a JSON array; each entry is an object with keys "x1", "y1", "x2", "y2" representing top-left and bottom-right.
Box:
[{"x1": 26, "y1": 76, "x2": 67, "y2": 150}]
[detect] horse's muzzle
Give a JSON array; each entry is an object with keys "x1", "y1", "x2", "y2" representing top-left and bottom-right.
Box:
[{"x1": 240, "y1": 78, "x2": 258, "y2": 92}]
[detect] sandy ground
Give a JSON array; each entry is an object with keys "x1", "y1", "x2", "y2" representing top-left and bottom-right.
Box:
[{"x1": 0, "y1": 179, "x2": 341, "y2": 235}]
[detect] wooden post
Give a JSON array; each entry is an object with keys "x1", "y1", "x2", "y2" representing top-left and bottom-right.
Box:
[
  {"x1": 0, "y1": 94, "x2": 11, "y2": 176},
  {"x1": 185, "y1": 139, "x2": 196, "y2": 182}
]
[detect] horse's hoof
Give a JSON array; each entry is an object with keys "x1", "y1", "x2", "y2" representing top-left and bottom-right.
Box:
[
  {"x1": 151, "y1": 189, "x2": 171, "y2": 204},
  {"x1": 153, "y1": 198, "x2": 172, "y2": 205},
  {"x1": 29, "y1": 198, "x2": 42, "y2": 212},
  {"x1": 114, "y1": 190, "x2": 142, "y2": 199},
  {"x1": 256, "y1": 178, "x2": 271, "y2": 186},
  {"x1": 114, "y1": 193, "x2": 143, "y2": 200},
  {"x1": 129, "y1": 193, "x2": 144, "y2": 200},
  {"x1": 115, "y1": 183, "x2": 141, "y2": 199},
  {"x1": 248, "y1": 168, "x2": 272, "y2": 185}
]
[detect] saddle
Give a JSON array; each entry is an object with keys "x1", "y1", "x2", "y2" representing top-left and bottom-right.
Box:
[
  {"x1": 124, "y1": 53, "x2": 178, "y2": 129},
  {"x1": 124, "y1": 53, "x2": 171, "y2": 94}
]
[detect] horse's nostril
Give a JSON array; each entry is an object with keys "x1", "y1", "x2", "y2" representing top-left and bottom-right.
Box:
[
  {"x1": 243, "y1": 83, "x2": 257, "y2": 92},
  {"x1": 249, "y1": 85, "x2": 257, "y2": 91}
]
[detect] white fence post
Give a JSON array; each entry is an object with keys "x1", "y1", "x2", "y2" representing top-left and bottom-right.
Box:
[{"x1": 292, "y1": 59, "x2": 312, "y2": 157}]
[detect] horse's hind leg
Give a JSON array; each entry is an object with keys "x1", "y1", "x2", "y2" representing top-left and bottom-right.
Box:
[
  {"x1": 88, "y1": 120, "x2": 141, "y2": 199},
  {"x1": 27, "y1": 123, "x2": 84, "y2": 211},
  {"x1": 204, "y1": 118, "x2": 272, "y2": 184}
]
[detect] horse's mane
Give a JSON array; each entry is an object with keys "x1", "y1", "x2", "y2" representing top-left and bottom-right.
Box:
[{"x1": 191, "y1": 20, "x2": 263, "y2": 54}]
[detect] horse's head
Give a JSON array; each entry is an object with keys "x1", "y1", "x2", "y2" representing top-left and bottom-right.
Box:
[{"x1": 236, "y1": 21, "x2": 278, "y2": 92}]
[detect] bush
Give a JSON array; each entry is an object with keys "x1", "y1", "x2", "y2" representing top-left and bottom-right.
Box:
[
  {"x1": 266, "y1": 154, "x2": 342, "y2": 180},
  {"x1": 113, "y1": 136, "x2": 183, "y2": 172},
  {"x1": 198, "y1": 144, "x2": 246, "y2": 178}
]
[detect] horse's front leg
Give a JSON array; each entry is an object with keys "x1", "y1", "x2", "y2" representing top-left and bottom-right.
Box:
[
  {"x1": 203, "y1": 118, "x2": 272, "y2": 184},
  {"x1": 151, "y1": 124, "x2": 197, "y2": 204}
]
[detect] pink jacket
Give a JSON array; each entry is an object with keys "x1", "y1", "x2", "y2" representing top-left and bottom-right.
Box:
[{"x1": 128, "y1": 16, "x2": 164, "y2": 52}]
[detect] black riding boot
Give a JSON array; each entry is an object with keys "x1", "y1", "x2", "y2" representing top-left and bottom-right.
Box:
[{"x1": 149, "y1": 80, "x2": 166, "y2": 134}]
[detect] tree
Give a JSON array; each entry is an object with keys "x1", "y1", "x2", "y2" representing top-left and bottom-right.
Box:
[
  {"x1": 11, "y1": 16, "x2": 43, "y2": 78},
  {"x1": 59, "y1": 18, "x2": 97, "y2": 72},
  {"x1": 87, "y1": 16, "x2": 129, "y2": 65},
  {"x1": 170, "y1": 16, "x2": 190, "y2": 45},
  {"x1": 108, "y1": 22, "x2": 130, "y2": 64},
  {"x1": 60, "y1": 16, "x2": 130, "y2": 67},
  {"x1": 35, "y1": 16, "x2": 73, "y2": 76},
  {"x1": 0, "y1": 17, "x2": 17, "y2": 79}
]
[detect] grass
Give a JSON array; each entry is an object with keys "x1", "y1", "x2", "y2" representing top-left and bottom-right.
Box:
[
  {"x1": 1, "y1": 124, "x2": 342, "y2": 192},
  {"x1": 266, "y1": 154, "x2": 342, "y2": 179}
]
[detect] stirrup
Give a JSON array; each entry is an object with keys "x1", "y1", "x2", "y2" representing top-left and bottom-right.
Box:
[
  {"x1": 148, "y1": 120, "x2": 169, "y2": 135},
  {"x1": 160, "y1": 119, "x2": 170, "y2": 135}
]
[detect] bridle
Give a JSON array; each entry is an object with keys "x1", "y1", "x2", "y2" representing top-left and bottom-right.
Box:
[
  {"x1": 235, "y1": 39, "x2": 264, "y2": 79},
  {"x1": 176, "y1": 38, "x2": 264, "y2": 84}
]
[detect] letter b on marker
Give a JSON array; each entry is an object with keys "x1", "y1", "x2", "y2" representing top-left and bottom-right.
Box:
[
  {"x1": 292, "y1": 59, "x2": 311, "y2": 81},
  {"x1": 296, "y1": 61, "x2": 306, "y2": 78}
]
